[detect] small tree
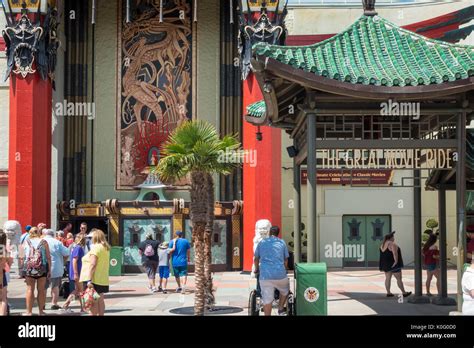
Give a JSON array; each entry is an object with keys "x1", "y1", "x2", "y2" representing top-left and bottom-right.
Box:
[
  {"x1": 424, "y1": 218, "x2": 439, "y2": 243},
  {"x1": 155, "y1": 120, "x2": 240, "y2": 315}
]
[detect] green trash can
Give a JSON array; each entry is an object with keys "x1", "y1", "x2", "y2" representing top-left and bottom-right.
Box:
[
  {"x1": 295, "y1": 263, "x2": 327, "y2": 315},
  {"x1": 109, "y1": 246, "x2": 123, "y2": 276}
]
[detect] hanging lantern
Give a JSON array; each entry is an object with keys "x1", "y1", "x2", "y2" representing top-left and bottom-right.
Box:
[
  {"x1": 1, "y1": 0, "x2": 59, "y2": 81},
  {"x1": 238, "y1": 0, "x2": 288, "y2": 80}
]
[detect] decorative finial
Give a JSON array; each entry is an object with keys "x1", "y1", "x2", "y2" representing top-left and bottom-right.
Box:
[
  {"x1": 21, "y1": 1, "x2": 28, "y2": 15},
  {"x1": 363, "y1": 0, "x2": 377, "y2": 16}
]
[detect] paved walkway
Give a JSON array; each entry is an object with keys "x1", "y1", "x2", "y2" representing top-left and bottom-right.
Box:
[{"x1": 5, "y1": 269, "x2": 459, "y2": 316}]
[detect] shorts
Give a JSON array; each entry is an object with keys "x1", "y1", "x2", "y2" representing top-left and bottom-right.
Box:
[
  {"x1": 158, "y1": 266, "x2": 170, "y2": 279},
  {"x1": 92, "y1": 283, "x2": 109, "y2": 294},
  {"x1": 260, "y1": 278, "x2": 290, "y2": 305},
  {"x1": 391, "y1": 267, "x2": 402, "y2": 273},
  {"x1": 45, "y1": 277, "x2": 62, "y2": 289},
  {"x1": 173, "y1": 265, "x2": 187, "y2": 277},
  {"x1": 25, "y1": 263, "x2": 48, "y2": 279},
  {"x1": 26, "y1": 274, "x2": 47, "y2": 279},
  {"x1": 2, "y1": 272, "x2": 7, "y2": 287},
  {"x1": 424, "y1": 264, "x2": 438, "y2": 272},
  {"x1": 144, "y1": 260, "x2": 158, "y2": 279}
]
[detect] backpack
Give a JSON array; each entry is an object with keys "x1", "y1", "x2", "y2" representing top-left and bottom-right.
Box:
[
  {"x1": 144, "y1": 243, "x2": 155, "y2": 257},
  {"x1": 25, "y1": 239, "x2": 47, "y2": 277}
]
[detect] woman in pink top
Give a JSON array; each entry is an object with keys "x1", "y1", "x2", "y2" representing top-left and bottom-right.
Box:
[
  {"x1": 422, "y1": 233, "x2": 440, "y2": 296},
  {"x1": 0, "y1": 229, "x2": 13, "y2": 316}
]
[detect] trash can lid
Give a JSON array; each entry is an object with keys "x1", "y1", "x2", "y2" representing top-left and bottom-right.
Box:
[{"x1": 295, "y1": 263, "x2": 327, "y2": 274}]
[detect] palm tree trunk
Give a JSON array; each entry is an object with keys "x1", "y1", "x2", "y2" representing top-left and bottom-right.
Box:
[
  {"x1": 204, "y1": 173, "x2": 215, "y2": 309},
  {"x1": 190, "y1": 171, "x2": 208, "y2": 316}
]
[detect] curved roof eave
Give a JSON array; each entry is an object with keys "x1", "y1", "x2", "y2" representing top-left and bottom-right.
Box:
[{"x1": 257, "y1": 56, "x2": 474, "y2": 101}]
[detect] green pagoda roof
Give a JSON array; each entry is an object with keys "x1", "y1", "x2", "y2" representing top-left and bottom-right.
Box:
[
  {"x1": 246, "y1": 100, "x2": 266, "y2": 119},
  {"x1": 247, "y1": 14, "x2": 474, "y2": 118},
  {"x1": 254, "y1": 15, "x2": 474, "y2": 87}
]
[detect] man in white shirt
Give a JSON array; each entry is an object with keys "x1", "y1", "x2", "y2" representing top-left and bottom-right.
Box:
[{"x1": 462, "y1": 260, "x2": 474, "y2": 315}]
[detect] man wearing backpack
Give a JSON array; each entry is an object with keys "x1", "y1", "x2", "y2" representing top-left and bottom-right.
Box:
[{"x1": 138, "y1": 233, "x2": 160, "y2": 293}]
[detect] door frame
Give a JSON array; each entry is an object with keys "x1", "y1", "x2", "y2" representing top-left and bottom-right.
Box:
[{"x1": 119, "y1": 215, "x2": 174, "y2": 273}]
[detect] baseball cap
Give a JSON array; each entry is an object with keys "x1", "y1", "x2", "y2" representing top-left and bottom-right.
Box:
[
  {"x1": 176, "y1": 231, "x2": 183, "y2": 236},
  {"x1": 25, "y1": 225, "x2": 32, "y2": 232}
]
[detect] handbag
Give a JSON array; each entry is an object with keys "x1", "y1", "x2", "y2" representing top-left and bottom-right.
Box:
[{"x1": 80, "y1": 287, "x2": 100, "y2": 311}]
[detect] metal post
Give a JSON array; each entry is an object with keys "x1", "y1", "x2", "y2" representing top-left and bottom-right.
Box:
[
  {"x1": 307, "y1": 114, "x2": 317, "y2": 263},
  {"x1": 293, "y1": 154, "x2": 301, "y2": 264},
  {"x1": 432, "y1": 188, "x2": 456, "y2": 305},
  {"x1": 159, "y1": 0, "x2": 163, "y2": 22},
  {"x1": 126, "y1": 0, "x2": 130, "y2": 23},
  {"x1": 456, "y1": 111, "x2": 467, "y2": 311},
  {"x1": 91, "y1": 0, "x2": 96, "y2": 25},
  {"x1": 408, "y1": 169, "x2": 430, "y2": 303}
]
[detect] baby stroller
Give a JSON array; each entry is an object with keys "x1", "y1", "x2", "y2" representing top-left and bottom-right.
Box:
[{"x1": 248, "y1": 274, "x2": 295, "y2": 316}]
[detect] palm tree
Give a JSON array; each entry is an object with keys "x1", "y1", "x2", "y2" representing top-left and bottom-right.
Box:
[{"x1": 155, "y1": 120, "x2": 240, "y2": 315}]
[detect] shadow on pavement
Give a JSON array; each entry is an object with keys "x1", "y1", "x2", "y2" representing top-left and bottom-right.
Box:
[{"x1": 333, "y1": 291, "x2": 456, "y2": 315}]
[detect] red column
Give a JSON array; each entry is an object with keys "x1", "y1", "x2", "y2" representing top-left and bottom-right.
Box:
[
  {"x1": 8, "y1": 71, "x2": 52, "y2": 228},
  {"x1": 242, "y1": 73, "x2": 282, "y2": 271}
]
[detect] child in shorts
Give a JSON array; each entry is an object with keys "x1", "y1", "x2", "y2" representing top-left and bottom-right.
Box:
[{"x1": 157, "y1": 242, "x2": 170, "y2": 294}]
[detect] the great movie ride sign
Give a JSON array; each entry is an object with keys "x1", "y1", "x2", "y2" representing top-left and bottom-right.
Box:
[
  {"x1": 301, "y1": 169, "x2": 393, "y2": 186},
  {"x1": 318, "y1": 149, "x2": 454, "y2": 170}
]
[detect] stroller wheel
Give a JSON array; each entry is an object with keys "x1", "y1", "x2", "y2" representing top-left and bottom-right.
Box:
[{"x1": 248, "y1": 290, "x2": 260, "y2": 316}]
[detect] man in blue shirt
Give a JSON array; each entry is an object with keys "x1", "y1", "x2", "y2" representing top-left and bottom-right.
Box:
[
  {"x1": 42, "y1": 229, "x2": 70, "y2": 310},
  {"x1": 168, "y1": 231, "x2": 191, "y2": 293},
  {"x1": 254, "y1": 226, "x2": 290, "y2": 316}
]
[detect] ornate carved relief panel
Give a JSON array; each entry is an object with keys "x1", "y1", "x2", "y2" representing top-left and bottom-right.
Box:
[{"x1": 117, "y1": 0, "x2": 192, "y2": 189}]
